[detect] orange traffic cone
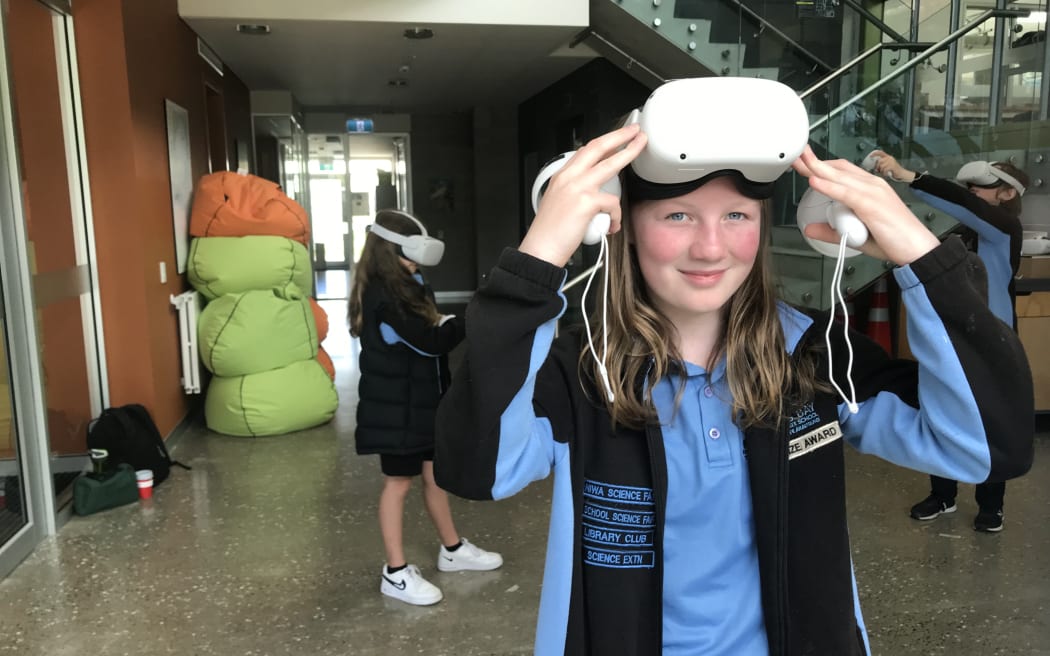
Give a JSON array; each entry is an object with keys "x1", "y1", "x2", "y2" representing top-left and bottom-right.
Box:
[{"x1": 866, "y1": 278, "x2": 892, "y2": 354}]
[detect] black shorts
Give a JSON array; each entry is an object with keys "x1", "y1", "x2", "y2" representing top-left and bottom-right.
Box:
[{"x1": 379, "y1": 451, "x2": 434, "y2": 477}]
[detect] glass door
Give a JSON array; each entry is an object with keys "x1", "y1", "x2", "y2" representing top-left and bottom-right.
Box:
[
  {"x1": 346, "y1": 133, "x2": 401, "y2": 267},
  {"x1": 5, "y1": 0, "x2": 105, "y2": 511},
  {"x1": 0, "y1": 0, "x2": 88, "y2": 575},
  {"x1": 305, "y1": 131, "x2": 411, "y2": 299},
  {"x1": 0, "y1": 252, "x2": 34, "y2": 569}
]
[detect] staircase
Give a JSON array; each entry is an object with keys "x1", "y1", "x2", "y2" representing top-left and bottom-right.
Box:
[{"x1": 588, "y1": 0, "x2": 1035, "y2": 311}]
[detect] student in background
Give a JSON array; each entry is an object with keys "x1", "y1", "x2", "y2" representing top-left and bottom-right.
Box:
[
  {"x1": 871, "y1": 151, "x2": 1029, "y2": 532},
  {"x1": 349, "y1": 209, "x2": 502, "y2": 606}
]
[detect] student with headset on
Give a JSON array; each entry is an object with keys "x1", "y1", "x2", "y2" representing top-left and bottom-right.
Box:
[
  {"x1": 349, "y1": 208, "x2": 502, "y2": 606},
  {"x1": 867, "y1": 150, "x2": 1030, "y2": 532},
  {"x1": 434, "y1": 79, "x2": 1033, "y2": 655}
]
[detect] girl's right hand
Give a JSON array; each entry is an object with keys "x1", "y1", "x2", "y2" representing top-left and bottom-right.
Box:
[
  {"x1": 519, "y1": 124, "x2": 647, "y2": 267},
  {"x1": 869, "y1": 149, "x2": 916, "y2": 183}
]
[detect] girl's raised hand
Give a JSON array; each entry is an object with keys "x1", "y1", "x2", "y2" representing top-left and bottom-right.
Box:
[
  {"x1": 519, "y1": 124, "x2": 647, "y2": 267},
  {"x1": 793, "y1": 146, "x2": 940, "y2": 266},
  {"x1": 868, "y1": 149, "x2": 916, "y2": 183}
]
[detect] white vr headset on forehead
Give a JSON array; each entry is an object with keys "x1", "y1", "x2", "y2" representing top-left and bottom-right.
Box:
[
  {"x1": 531, "y1": 77, "x2": 812, "y2": 244},
  {"x1": 623, "y1": 77, "x2": 811, "y2": 188},
  {"x1": 956, "y1": 160, "x2": 1025, "y2": 196},
  {"x1": 367, "y1": 211, "x2": 445, "y2": 266}
]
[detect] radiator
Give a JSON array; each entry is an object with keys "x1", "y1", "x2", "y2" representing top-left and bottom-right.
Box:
[{"x1": 170, "y1": 290, "x2": 203, "y2": 394}]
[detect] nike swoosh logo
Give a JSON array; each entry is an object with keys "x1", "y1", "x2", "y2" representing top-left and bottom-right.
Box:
[
  {"x1": 442, "y1": 555, "x2": 454, "y2": 562},
  {"x1": 382, "y1": 575, "x2": 407, "y2": 590}
]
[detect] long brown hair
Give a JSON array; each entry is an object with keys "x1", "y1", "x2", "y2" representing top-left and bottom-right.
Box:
[
  {"x1": 992, "y1": 162, "x2": 1029, "y2": 216},
  {"x1": 583, "y1": 194, "x2": 822, "y2": 430},
  {"x1": 348, "y1": 209, "x2": 442, "y2": 336}
]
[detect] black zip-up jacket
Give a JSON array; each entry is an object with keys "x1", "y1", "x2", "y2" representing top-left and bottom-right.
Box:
[
  {"x1": 435, "y1": 238, "x2": 1033, "y2": 655},
  {"x1": 354, "y1": 279, "x2": 464, "y2": 455}
]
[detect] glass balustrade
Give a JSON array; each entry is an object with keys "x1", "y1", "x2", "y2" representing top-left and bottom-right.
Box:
[{"x1": 602, "y1": 0, "x2": 1047, "y2": 309}]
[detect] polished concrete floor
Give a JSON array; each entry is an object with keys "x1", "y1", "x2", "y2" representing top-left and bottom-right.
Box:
[{"x1": 0, "y1": 305, "x2": 1048, "y2": 655}]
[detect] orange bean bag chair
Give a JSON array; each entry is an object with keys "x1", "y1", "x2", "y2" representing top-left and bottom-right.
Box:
[
  {"x1": 191, "y1": 171, "x2": 310, "y2": 245},
  {"x1": 310, "y1": 299, "x2": 329, "y2": 342},
  {"x1": 317, "y1": 347, "x2": 335, "y2": 380}
]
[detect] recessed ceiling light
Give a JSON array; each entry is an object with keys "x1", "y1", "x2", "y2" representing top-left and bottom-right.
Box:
[
  {"x1": 236, "y1": 24, "x2": 270, "y2": 35},
  {"x1": 403, "y1": 27, "x2": 433, "y2": 40}
]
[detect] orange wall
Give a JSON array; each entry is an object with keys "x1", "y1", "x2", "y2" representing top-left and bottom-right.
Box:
[{"x1": 72, "y1": 0, "x2": 250, "y2": 436}]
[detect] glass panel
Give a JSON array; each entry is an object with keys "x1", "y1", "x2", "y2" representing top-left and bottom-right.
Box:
[
  {"x1": 1002, "y1": 3, "x2": 1047, "y2": 123},
  {"x1": 346, "y1": 133, "x2": 397, "y2": 266},
  {"x1": 0, "y1": 295, "x2": 27, "y2": 544},
  {"x1": 308, "y1": 176, "x2": 347, "y2": 267},
  {"x1": 392, "y1": 137, "x2": 409, "y2": 212},
  {"x1": 946, "y1": 5, "x2": 998, "y2": 130},
  {"x1": 347, "y1": 159, "x2": 385, "y2": 264},
  {"x1": 253, "y1": 114, "x2": 307, "y2": 209},
  {"x1": 280, "y1": 119, "x2": 308, "y2": 207},
  {"x1": 7, "y1": 0, "x2": 100, "y2": 498}
]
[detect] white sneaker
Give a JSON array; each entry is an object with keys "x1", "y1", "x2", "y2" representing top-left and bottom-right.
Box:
[
  {"x1": 436, "y1": 538, "x2": 504, "y2": 572},
  {"x1": 380, "y1": 564, "x2": 443, "y2": 605}
]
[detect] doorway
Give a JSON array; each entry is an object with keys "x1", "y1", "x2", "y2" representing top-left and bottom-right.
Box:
[
  {"x1": 203, "y1": 83, "x2": 227, "y2": 173},
  {"x1": 306, "y1": 132, "x2": 410, "y2": 300}
]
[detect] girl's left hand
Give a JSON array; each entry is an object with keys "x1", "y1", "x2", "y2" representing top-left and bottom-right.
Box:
[{"x1": 792, "y1": 146, "x2": 940, "y2": 266}]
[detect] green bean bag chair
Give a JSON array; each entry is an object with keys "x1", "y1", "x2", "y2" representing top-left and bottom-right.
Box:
[
  {"x1": 204, "y1": 359, "x2": 338, "y2": 437},
  {"x1": 187, "y1": 236, "x2": 312, "y2": 300},
  {"x1": 197, "y1": 283, "x2": 318, "y2": 377}
]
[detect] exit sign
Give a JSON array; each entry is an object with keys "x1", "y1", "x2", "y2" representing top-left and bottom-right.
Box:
[{"x1": 346, "y1": 118, "x2": 374, "y2": 133}]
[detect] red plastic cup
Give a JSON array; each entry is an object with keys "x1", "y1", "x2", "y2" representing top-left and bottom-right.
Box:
[{"x1": 135, "y1": 469, "x2": 154, "y2": 500}]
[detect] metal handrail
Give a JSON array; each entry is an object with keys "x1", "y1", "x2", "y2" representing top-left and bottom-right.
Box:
[
  {"x1": 799, "y1": 43, "x2": 886, "y2": 100},
  {"x1": 799, "y1": 41, "x2": 934, "y2": 100},
  {"x1": 577, "y1": 29, "x2": 667, "y2": 87},
  {"x1": 718, "y1": 0, "x2": 832, "y2": 72},
  {"x1": 809, "y1": 8, "x2": 1031, "y2": 131},
  {"x1": 719, "y1": 0, "x2": 923, "y2": 75}
]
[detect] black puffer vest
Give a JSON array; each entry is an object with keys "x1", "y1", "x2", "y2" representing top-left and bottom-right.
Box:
[{"x1": 354, "y1": 283, "x2": 454, "y2": 455}]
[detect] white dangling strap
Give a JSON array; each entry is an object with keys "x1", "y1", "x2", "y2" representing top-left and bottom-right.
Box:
[
  {"x1": 581, "y1": 234, "x2": 615, "y2": 403},
  {"x1": 825, "y1": 234, "x2": 859, "y2": 414}
]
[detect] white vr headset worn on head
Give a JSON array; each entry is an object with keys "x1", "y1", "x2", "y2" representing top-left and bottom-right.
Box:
[
  {"x1": 531, "y1": 77, "x2": 813, "y2": 243},
  {"x1": 956, "y1": 160, "x2": 1025, "y2": 196},
  {"x1": 624, "y1": 77, "x2": 811, "y2": 194},
  {"x1": 366, "y1": 211, "x2": 445, "y2": 266}
]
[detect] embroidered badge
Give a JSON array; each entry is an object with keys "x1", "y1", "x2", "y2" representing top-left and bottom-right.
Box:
[
  {"x1": 787, "y1": 421, "x2": 842, "y2": 460},
  {"x1": 581, "y1": 479, "x2": 656, "y2": 569},
  {"x1": 787, "y1": 401, "x2": 821, "y2": 436}
]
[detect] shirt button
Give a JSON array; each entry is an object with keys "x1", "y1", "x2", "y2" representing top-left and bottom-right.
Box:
[
  {"x1": 703, "y1": 386, "x2": 714, "y2": 398},
  {"x1": 709, "y1": 427, "x2": 721, "y2": 440}
]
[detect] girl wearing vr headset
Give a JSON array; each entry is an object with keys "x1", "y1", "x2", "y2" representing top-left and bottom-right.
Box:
[
  {"x1": 434, "y1": 123, "x2": 1032, "y2": 655},
  {"x1": 349, "y1": 209, "x2": 502, "y2": 607},
  {"x1": 869, "y1": 151, "x2": 1029, "y2": 533}
]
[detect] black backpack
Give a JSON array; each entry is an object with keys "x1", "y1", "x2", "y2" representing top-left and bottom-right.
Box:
[{"x1": 86, "y1": 404, "x2": 189, "y2": 487}]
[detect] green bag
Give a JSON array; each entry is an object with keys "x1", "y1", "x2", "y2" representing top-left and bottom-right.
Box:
[{"x1": 73, "y1": 463, "x2": 139, "y2": 516}]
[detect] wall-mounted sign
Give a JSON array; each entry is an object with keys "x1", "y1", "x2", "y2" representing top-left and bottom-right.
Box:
[
  {"x1": 350, "y1": 192, "x2": 370, "y2": 216},
  {"x1": 346, "y1": 118, "x2": 374, "y2": 133}
]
